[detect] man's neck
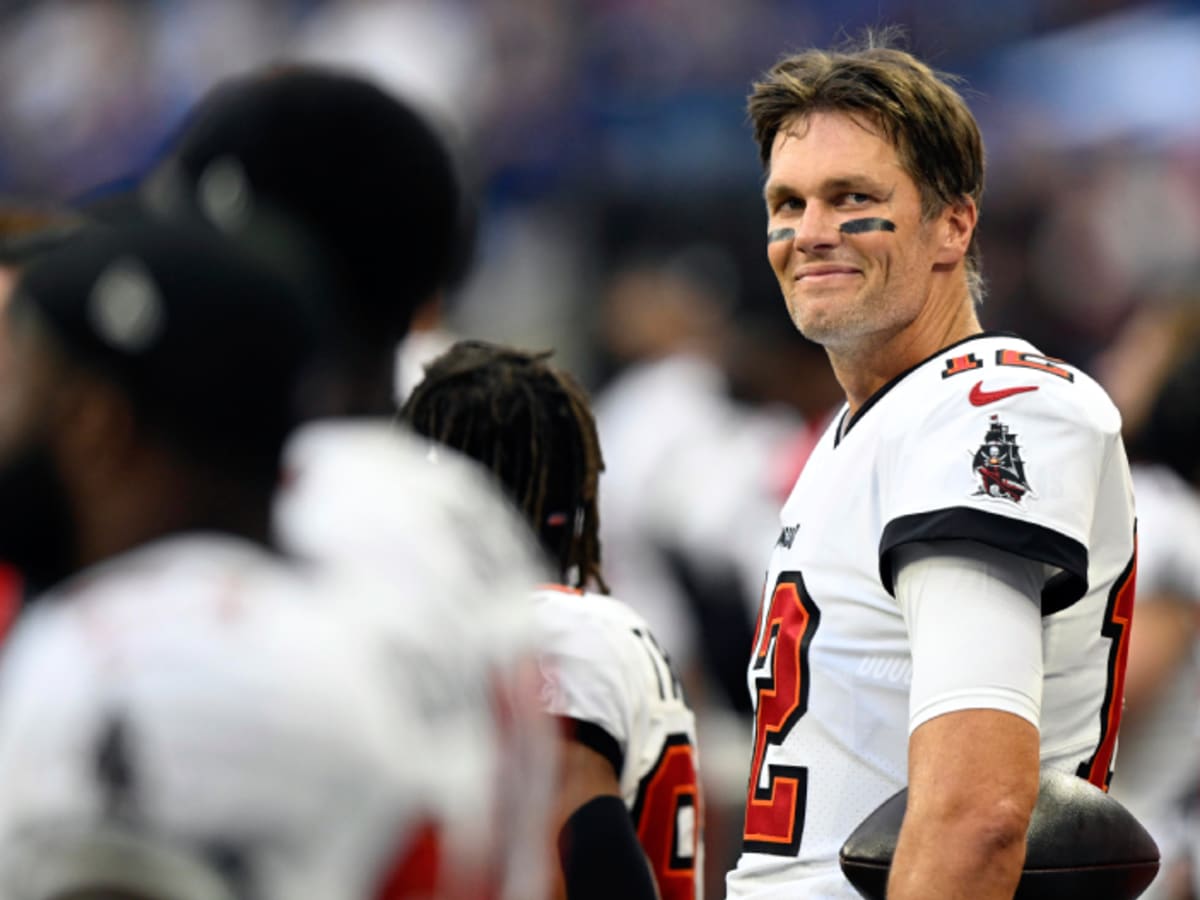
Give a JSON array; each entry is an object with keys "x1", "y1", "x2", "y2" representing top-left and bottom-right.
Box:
[{"x1": 829, "y1": 293, "x2": 982, "y2": 416}]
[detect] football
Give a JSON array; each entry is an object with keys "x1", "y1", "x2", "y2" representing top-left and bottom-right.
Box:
[{"x1": 839, "y1": 768, "x2": 1160, "y2": 899}]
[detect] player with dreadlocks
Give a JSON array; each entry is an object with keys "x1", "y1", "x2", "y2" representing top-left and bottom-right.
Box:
[
  {"x1": 403, "y1": 340, "x2": 605, "y2": 592},
  {"x1": 404, "y1": 340, "x2": 704, "y2": 900}
]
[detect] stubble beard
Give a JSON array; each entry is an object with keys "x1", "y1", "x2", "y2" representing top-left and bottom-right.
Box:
[{"x1": 784, "y1": 282, "x2": 875, "y2": 351}]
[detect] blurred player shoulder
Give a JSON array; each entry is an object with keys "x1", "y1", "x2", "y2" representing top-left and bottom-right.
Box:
[
  {"x1": 276, "y1": 418, "x2": 546, "y2": 597},
  {"x1": 0, "y1": 532, "x2": 449, "y2": 900},
  {"x1": 533, "y1": 584, "x2": 695, "y2": 722},
  {"x1": 275, "y1": 418, "x2": 556, "y2": 899},
  {"x1": 532, "y1": 584, "x2": 704, "y2": 899}
]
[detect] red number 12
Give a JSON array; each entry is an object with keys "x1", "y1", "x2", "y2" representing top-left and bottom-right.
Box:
[
  {"x1": 1077, "y1": 542, "x2": 1137, "y2": 790},
  {"x1": 742, "y1": 571, "x2": 820, "y2": 856}
]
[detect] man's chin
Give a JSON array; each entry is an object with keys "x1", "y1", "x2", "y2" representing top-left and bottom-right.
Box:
[
  {"x1": 787, "y1": 312, "x2": 846, "y2": 347},
  {"x1": 787, "y1": 294, "x2": 856, "y2": 339}
]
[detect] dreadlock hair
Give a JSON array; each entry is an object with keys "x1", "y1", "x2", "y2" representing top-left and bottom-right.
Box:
[{"x1": 402, "y1": 340, "x2": 607, "y2": 592}]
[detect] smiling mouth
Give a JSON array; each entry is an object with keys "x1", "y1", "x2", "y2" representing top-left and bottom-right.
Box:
[{"x1": 796, "y1": 268, "x2": 860, "y2": 282}]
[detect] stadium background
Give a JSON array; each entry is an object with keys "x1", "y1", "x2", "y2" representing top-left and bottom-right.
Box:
[
  {"x1": 5, "y1": 0, "x2": 1200, "y2": 894},
  {"x1": 2, "y1": 0, "x2": 1198, "y2": 378}
]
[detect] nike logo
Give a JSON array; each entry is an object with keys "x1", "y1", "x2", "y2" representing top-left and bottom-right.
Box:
[{"x1": 969, "y1": 381, "x2": 1039, "y2": 406}]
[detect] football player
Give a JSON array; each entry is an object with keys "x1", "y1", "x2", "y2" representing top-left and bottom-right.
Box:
[
  {"x1": 0, "y1": 222, "x2": 447, "y2": 899},
  {"x1": 725, "y1": 32, "x2": 1137, "y2": 899},
  {"x1": 143, "y1": 66, "x2": 555, "y2": 898},
  {"x1": 403, "y1": 340, "x2": 704, "y2": 900}
]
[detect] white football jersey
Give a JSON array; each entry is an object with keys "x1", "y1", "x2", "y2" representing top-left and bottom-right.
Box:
[
  {"x1": 1109, "y1": 464, "x2": 1200, "y2": 899},
  {"x1": 533, "y1": 586, "x2": 703, "y2": 900},
  {"x1": 0, "y1": 535, "x2": 444, "y2": 900},
  {"x1": 275, "y1": 419, "x2": 555, "y2": 900},
  {"x1": 727, "y1": 334, "x2": 1137, "y2": 899}
]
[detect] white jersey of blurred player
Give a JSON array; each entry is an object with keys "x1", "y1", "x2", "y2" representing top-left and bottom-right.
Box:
[
  {"x1": 0, "y1": 535, "x2": 448, "y2": 900},
  {"x1": 596, "y1": 354, "x2": 796, "y2": 673},
  {"x1": 533, "y1": 585, "x2": 703, "y2": 900},
  {"x1": 1109, "y1": 464, "x2": 1200, "y2": 900},
  {"x1": 275, "y1": 419, "x2": 555, "y2": 900},
  {"x1": 727, "y1": 334, "x2": 1138, "y2": 899}
]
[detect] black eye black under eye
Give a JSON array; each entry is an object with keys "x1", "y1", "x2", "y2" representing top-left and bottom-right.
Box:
[{"x1": 840, "y1": 218, "x2": 896, "y2": 234}]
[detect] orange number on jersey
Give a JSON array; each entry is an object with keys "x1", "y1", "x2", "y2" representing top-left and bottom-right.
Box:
[
  {"x1": 632, "y1": 734, "x2": 701, "y2": 900},
  {"x1": 742, "y1": 571, "x2": 820, "y2": 855},
  {"x1": 996, "y1": 349, "x2": 1074, "y2": 381},
  {"x1": 1077, "y1": 540, "x2": 1138, "y2": 789},
  {"x1": 941, "y1": 353, "x2": 983, "y2": 379}
]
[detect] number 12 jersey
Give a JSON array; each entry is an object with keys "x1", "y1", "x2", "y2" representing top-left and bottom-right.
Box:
[{"x1": 726, "y1": 334, "x2": 1137, "y2": 899}]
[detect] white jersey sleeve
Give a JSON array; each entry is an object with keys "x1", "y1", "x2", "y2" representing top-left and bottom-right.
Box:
[
  {"x1": 533, "y1": 586, "x2": 704, "y2": 900},
  {"x1": 876, "y1": 349, "x2": 1125, "y2": 613},
  {"x1": 895, "y1": 540, "x2": 1046, "y2": 732},
  {"x1": 535, "y1": 589, "x2": 641, "y2": 759}
]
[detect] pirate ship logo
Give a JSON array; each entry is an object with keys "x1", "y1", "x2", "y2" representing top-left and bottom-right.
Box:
[{"x1": 971, "y1": 415, "x2": 1033, "y2": 503}]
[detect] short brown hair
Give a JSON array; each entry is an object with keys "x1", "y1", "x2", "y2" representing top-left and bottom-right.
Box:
[{"x1": 748, "y1": 31, "x2": 985, "y2": 300}]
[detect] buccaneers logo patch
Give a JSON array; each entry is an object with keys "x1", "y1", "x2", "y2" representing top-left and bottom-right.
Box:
[{"x1": 971, "y1": 415, "x2": 1033, "y2": 503}]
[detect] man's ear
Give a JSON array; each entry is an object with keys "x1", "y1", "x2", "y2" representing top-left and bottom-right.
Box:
[{"x1": 933, "y1": 196, "x2": 978, "y2": 266}]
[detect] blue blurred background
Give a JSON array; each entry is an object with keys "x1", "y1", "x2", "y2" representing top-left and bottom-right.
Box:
[{"x1": 5, "y1": 0, "x2": 1200, "y2": 379}]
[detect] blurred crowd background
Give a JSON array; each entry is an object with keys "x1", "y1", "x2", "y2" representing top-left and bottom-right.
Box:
[
  {"x1": 7, "y1": 0, "x2": 1200, "y2": 894},
  {"x1": 6, "y1": 0, "x2": 1200, "y2": 376}
]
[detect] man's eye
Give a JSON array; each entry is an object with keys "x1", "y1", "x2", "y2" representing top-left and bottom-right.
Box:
[
  {"x1": 777, "y1": 197, "x2": 804, "y2": 212},
  {"x1": 842, "y1": 193, "x2": 872, "y2": 206}
]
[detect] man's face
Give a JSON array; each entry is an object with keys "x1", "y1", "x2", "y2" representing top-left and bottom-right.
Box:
[{"x1": 763, "y1": 111, "x2": 949, "y2": 353}]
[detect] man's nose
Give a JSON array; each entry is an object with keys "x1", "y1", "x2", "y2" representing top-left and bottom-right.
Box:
[{"x1": 792, "y1": 205, "x2": 842, "y2": 253}]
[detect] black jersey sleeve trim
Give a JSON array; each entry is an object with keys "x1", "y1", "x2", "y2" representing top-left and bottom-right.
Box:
[
  {"x1": 878, "y1": 506, "x2": 1089, "y2": 615},
  {"x1": 560, "y1": 717, "x2": 623, "y2": 778}
]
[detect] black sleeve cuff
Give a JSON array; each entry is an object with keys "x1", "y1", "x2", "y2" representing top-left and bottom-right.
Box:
[
  {"x1": 559, "y1": 717, "x2": 623, "y2": 779},
  {"x1": 879, "y1": 506, "x2": 1089, "y2": 615},
  {"x1": 558, "y1": 795, "x2": 657, "y2": 900}
]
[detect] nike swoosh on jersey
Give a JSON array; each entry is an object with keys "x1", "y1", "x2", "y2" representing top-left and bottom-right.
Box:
[{"x1": 968, "y1": 381, "x2": 1039, "y2": 406}]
